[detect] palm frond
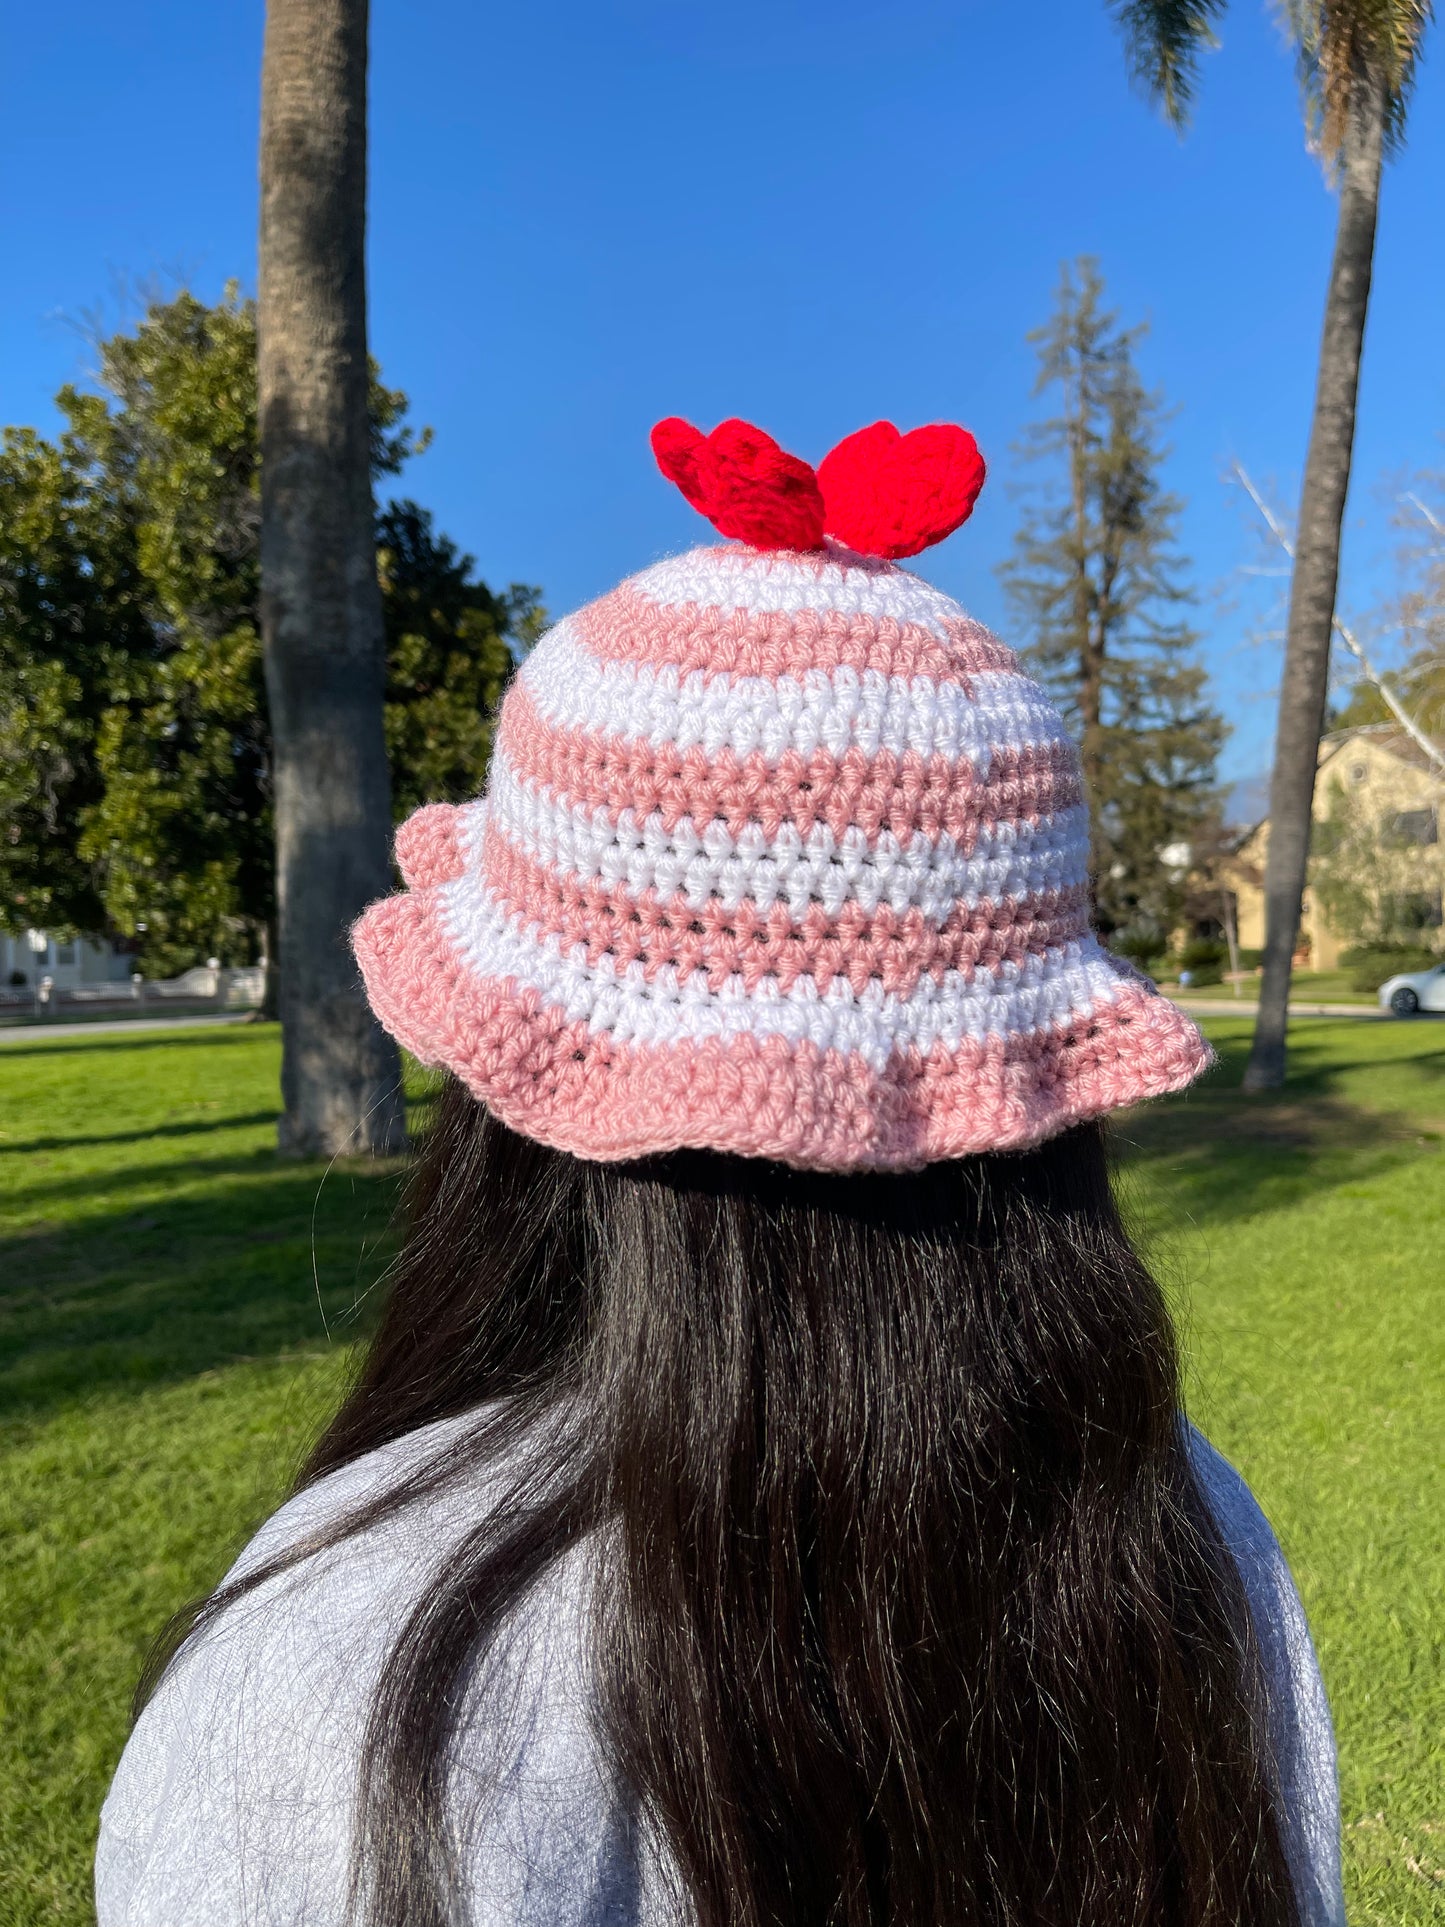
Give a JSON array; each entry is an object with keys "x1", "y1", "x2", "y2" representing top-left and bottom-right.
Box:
[
  {"x1": 1277, "y1": 0, "x2": 1434, "y2": 158},
  {"x1": 1109, "y1": 0, "x2": 1230, "y2": 125}
]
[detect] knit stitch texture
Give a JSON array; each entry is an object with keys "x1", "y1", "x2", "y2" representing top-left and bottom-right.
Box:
[{"x1": 353, "y1": 541, "x2": 1211, "y2": 1169}]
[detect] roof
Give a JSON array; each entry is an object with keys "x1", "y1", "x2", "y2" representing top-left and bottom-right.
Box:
[{"x1": 1319, "y1": 723, "x2": 1445, "y2": 780}]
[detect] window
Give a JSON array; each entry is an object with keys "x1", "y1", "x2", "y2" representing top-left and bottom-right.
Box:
[
  {"x1": 56, "y1": 941, "x2": 76, "y2": 966},
  {"x1": 1349, "y1": 762, "x2": 1369, "y2": 785},
  {"x1": 1389, "y1": 807, "x2": 1439, "y2": 847}
]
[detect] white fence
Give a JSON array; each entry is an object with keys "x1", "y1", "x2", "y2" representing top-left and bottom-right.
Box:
[{"x1": 0, "y1": 964, "x2": 266, "y2": 1024}]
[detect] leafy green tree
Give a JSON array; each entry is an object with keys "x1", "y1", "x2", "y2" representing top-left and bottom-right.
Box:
[
  {"x1": 1110, "y1": 0, "x2": 1435, "y2": 1086},
  {"x1": 379, "y1": 501, "x2": 540, "y2": 819},
  {"x1": 1392, "y1": 485, "x2": 1445, "y2": 742},
  {"x1": 999, "y1": 260, "x2": 1225, "y2": 935},
  {"x1": 71, "y1": 290, "x2": 271, "y2": 975},
  {"x1": 1332, "y1": 652, "x2": 1445, "y2": 742},
  {"x1": 0, "y1": 289, "x2": 535, "y2": 979},
  {"x1": 0, "y1": 425, "x2": 149, "y2": 937}
]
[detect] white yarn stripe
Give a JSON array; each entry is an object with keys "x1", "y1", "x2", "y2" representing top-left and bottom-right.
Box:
[
  {"x1": 519, "y1": 623, "x2": 1068, "y2": 767},
  {"x1": 626, "y1": 545, "x2": 981, "y2": 640},
  {"x1": 439, "y1": 867, "x2": 1126, "y2": 1075},
  {"x1": 484, "y1": 750, "x2": 1089, "y2": 919}
]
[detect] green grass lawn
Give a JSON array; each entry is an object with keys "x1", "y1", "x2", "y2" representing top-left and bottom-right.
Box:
[
  {"x1": 2, "y1": 1020, "x2": 1441, "y2": 1924},
  {"x1": 1165, "y1": 966, "x2": 1379, "y2": 1006}
]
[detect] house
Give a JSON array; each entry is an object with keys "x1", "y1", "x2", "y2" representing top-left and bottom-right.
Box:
[
  {"x1": 1229, "y1": 726, "x2": 1444, "y2": 970},
  {"x1": 0, "y1": 929, "x2": 136, "y2": 992}
]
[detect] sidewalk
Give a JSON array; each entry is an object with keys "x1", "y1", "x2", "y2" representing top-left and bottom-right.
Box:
[
  {"x1": 0, "y1": 1012, "x2": 259, "y2": 1046},
  {"x1": 1171, "y1": 996, "x2": 1390, "y2": 1019}
]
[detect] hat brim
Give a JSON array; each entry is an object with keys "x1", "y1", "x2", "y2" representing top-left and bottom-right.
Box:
[{"x1": 354, "y1": 875, "x2": 1212, "y2": 1172}]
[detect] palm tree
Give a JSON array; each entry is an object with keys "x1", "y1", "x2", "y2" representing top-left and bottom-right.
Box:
[
  {"x1": 258, "y1": 0, "x2": 404, "y2": 1155},
  {"x1": 1109, "y1": 0, "x2": 1433, "y2": 1088}
]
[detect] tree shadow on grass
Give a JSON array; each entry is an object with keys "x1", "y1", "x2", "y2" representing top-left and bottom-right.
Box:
[
  {"x1": 0, "y1": 1027, "x2": 441, "y2": 1431},
  {"x1": 10, "y1": 1147, "x2": 300, "y2": 1219},
  {"x1": 0, "y1": 1149, "x2": 408, "y2": 1431},
  {"x1": 1, "y1": 1111, "x2": 279, "y2": 1158},
  {"x1": 0, "y1": 1026, "x2": 277, "y2": 1064},
  {"x1": 1112, "y1": 1024, "x2": 1444, "y2": 1228}
]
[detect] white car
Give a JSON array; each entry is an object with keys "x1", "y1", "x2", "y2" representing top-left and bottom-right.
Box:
[{"x1": 1378, "y1": 960, "x2": 1445, "y2": 1016}]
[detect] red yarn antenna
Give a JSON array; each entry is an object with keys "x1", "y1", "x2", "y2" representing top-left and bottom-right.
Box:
[
  {"x1": 817, "y1": 422, "x2": 986, "y2": 561},
  {"x1": 651, "y1": 418, "x2": 825, "y2": 551},
  {"x1": 651, "y1": 417, "x2": 986, "y2": 560}
]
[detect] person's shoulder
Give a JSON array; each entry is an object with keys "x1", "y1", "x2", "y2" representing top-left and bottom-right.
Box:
[
  {"x1": 129, "y1": 1400, "x2": 517, "y2": 1719},
  {"x1": 226, "y1": 1403, "x2": 500, "y2": 1583},
  {"x1": 95, "y1": 1406, "x2": 515, "y2": 1926},
  {"x1": 1182, "y1": 1425, "x2": 1345, "y2": 1927},
  {"x1": 1183, "y1": 1423, "x2": 1317, "y2": 1653},
  {"x1": 1183, "y1": 1425, "x2": 1290, "y2": 1577}
]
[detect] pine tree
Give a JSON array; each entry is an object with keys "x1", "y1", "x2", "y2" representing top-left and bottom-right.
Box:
[{"x1": 999, "y1": 259, "x2": 1224, "y2": 939}]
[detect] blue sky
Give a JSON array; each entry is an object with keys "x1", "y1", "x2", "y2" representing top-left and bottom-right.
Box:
[{"x1": 4, "y1": 1, "x2": 1442, "y2": 789}]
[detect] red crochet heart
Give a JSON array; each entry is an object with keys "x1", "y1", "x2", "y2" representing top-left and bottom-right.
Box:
[
  {"x1": 651, "y1": 417, "x2": 826, "y2": 552},
  {"x1": 817, "y1": 421, "x2": 986, "y2": 560}
]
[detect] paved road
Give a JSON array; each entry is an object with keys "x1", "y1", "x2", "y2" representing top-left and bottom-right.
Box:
[
  {"x1": 0, "y1": 1002, "x2": 1430, "y2": 1048},
  {"x1": 1173, "y1": 998, "x2": 1394, "y2": 1020},
  {"x1": 0, "y1": 1012, "x2": 258, "y2": 1046}
]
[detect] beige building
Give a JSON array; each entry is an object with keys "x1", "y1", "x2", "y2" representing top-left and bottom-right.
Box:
[{"x1": 1229, "y1": 725, "x2": 1444, "y2": 970}]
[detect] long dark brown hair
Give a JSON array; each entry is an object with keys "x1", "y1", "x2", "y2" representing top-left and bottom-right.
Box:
[{"x1": 142, "y1": 1079, "x2": 1300, "y2": 1927}]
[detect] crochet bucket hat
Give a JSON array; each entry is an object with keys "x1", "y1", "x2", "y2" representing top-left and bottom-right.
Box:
[{"x1": 353, "y1": 417, "x2": 1210, "y2": 1170}]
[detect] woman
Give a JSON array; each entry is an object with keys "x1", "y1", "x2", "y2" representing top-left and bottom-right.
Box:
[{"x1": 97, "y1": 419, "x2": 1343, "y2": 1927}]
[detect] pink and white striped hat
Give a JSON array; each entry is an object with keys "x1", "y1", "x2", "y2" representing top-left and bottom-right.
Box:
[{"x1": 353, "y1": 418, "x2": 1210, "y2": 1170}]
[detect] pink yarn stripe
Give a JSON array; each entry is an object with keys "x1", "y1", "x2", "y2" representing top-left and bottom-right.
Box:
[
  {"x1": 497, "y1": 681, "x2": 1083, "y2": 847},
  {"x1": 394, "y1": 803, "x2": 469, "y2": 890},
  {"x1": 352, "y1": 886, "x2": 1212, "y2": 1170},
  {"x1": 692, "y1": 541, "x2": 894, "y2": 581},
  {"x1": 479, "y1": 825, "x2": 1093, "y2": 997},
  {"x1": 574, "y1": 581, "x2": 1018, "y2": 682}
]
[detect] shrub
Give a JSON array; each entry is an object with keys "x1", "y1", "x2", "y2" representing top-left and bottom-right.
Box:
[
  {"x1": 1179, "y1": 937, "x2": 1226, "y2": 970},
  {"x1": 1235, "y1": 948, "x2": 1263, "y2": 971},
  {"x1": 1110, "y1": 923, "x2": 1167, "y2": 972},
  {"x1": 1338, "y1": 944, "x2": 1440, "y2": 992}
]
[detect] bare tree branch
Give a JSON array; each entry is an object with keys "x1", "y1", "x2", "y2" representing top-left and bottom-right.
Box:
[
  {"x1": 1402, "y1": 490, "x2": 1445, "y2": 539},
  {"x1": 1232, "y1": 461, "x2": 1445, "y2": 775}
]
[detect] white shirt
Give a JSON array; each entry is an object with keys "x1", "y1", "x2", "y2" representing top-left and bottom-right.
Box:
[{"x1": 96, "y1": 1414, "x2": 1345, "y2": 1927}]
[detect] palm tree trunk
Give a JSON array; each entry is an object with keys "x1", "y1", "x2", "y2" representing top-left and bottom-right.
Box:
[
  {"x1": 258, "y1": 0, "x2": 404, "y2": 1156},
  {"x1": 259, "y1": 913, "x2": 280, "y2": 1022},
  {"x1": 1243, "y1": 79, "x2": 1387, "y2": 1092}
]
